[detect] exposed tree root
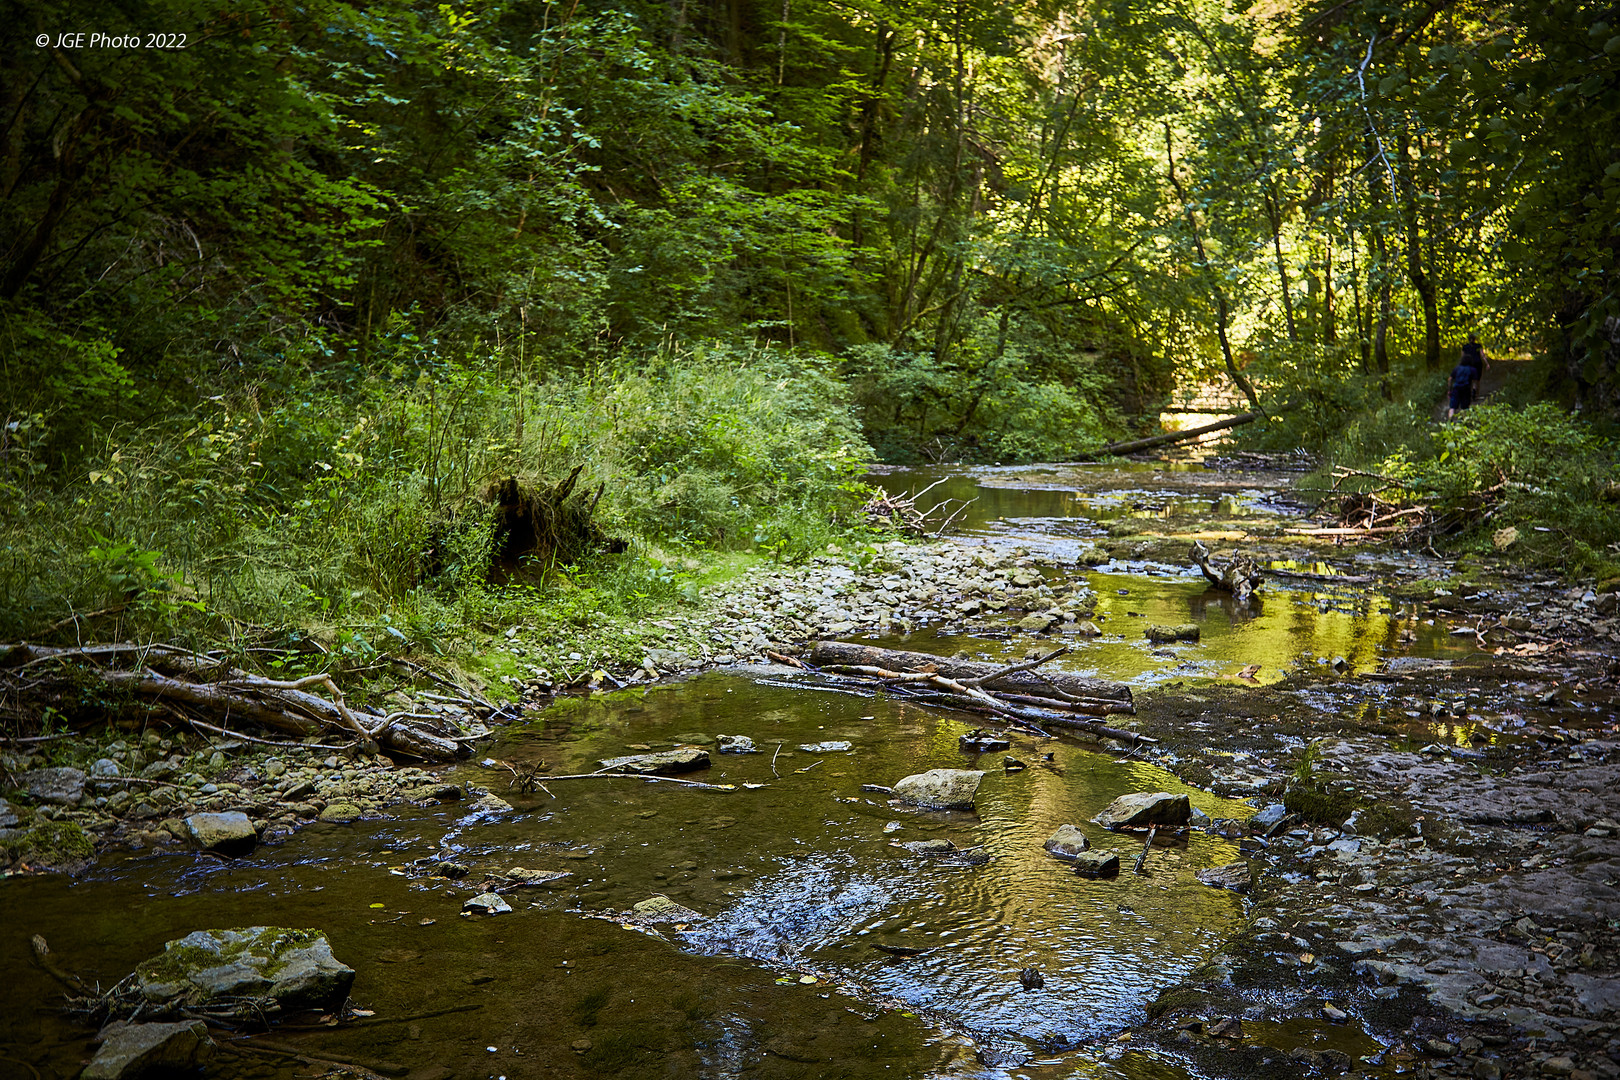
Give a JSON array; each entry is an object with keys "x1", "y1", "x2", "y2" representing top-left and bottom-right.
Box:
[{"x1": 1190, "y1": 540, "x2": 1264, "y2": 603}]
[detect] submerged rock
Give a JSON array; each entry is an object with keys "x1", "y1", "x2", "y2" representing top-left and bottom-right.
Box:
[
  {"x1": 1144, "y1": 624, "x2": 1200, "y2": 644},
  {"x1": 1042, "y1": 824, "x2": 1090, "y2": 860},
  {"x1": 185, "y1": 812, "x2": 258, "y2": 855},
  {"x1": 893, "y1": 769, "x2": 985, "y2": 811},
  {"x1": 83, "y1": 1020, "x2": 213, "y2": 1080},
  {"x1": 1195, "y1": 861, "x2": 1252, "y2": 893},
  {"x1": 134, "y1": 927, "x2": 354, "y2": 1014},
  {"x1": 799, "y1": 741, "x2": 853, "y2": 753},
  {"x1": 959, "y1": 730, "x2": 1011, "y2": 753},
  {"x1": 1092, "y1": 792, "x2": 1190, "y2": 830},
  {"x1": 599, "y1": 748, "x2": 710, "y2": 775},
  {"x1": 898, "y1": 839, "x2": 958, "y2": 855},
  {"x1": 1071, "y1": 850, "x2": 1121, "y2": 877},
  {"x1": 2, "y1": 819, "x2": 96, "y2": 871},
  {"x1": 716, "y1": 735, "x2": 760, "y2": 754},
  {"x1": 631, "y1": 895, "x2": 706, "y2": 922},
  {"x1": 463, "y1": 892, "x2": 512, "y2": 915},
  {"x1": 16, "y1": 766, "x2": 85, "y2": 806},
  {"x1": 465, "y1": 792, "x2": 514, "y2": 814},
  {"x1": 505, "y1": 867, "x2": 571, "y2": 886}
]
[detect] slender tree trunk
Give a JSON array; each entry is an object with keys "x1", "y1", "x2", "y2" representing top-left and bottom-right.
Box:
[
  {"x1": 1264, "y1": 192, "x2": 1298, "y2": 341},
  {"x1": 1165, "y1": 125, "x2": 1261, "y2": 413},
  {"x1": 1396, "y1": 132, "x2": 1439, "y2": 369}
]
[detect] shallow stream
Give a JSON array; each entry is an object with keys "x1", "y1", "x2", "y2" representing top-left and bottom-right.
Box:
[{"x1": 1, "y1": 461, "x2": 1497, "y2": 1079}]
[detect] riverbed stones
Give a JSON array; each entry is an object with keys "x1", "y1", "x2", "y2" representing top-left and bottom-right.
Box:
[
  {"x1": 16, "y1": 766, "x2": 85, "y2": 806},
  {"x1": 716, "y1": 735, "x2": 760, "y2": 754},
  {"x1": 83, "y1": 1019, "x2": 214, "y2": 1080},
  {"x1": 1071, "y1": 850, "x2": 1121, "y2": 877},
  {"x1": 893, "y1": 769, "x2": 985, "y2": 811},
  {"x1": 134, "y1": 927, "x2": 355, "y2": 1013},
  {"x1": 184, "y1": 811, "x2": 258, "y2": 855},
  {"x1": 463, "y1": 892, "x2": 512, "y2": 914},
  {"x1": 1092, "y1": 792, "x2": 1191, "y2": 830},
  {"x1": 1043, "y1": 825, "x2": 1091, "y2": 860},
  {"x1": 599, "y1": 748, "x2": 710, "y2": 775},
  {"x1": 800, "y1": 741, "x2": 852, "y2": 753},
  {"x1": 505, "y1": 867, "x2": 571, "y2": 886}
]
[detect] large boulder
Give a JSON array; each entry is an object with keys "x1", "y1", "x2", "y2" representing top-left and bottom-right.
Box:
[
  {"x1": 82, "y1": 1020, "x2": 213, "y2": 1079},
  {"x1": 16, "y1": 766, "x2": 85, "y2": 806},
  {"x1": 185, "y1": 812, "x2": 258, "y2": 855},
  {"x1": 893, "y1": 769, "x2": 984, "y2": 811},
  {"x1": 1042, "y1": 825, "x2": 1090, "y2": 860},
  {"x1": 1092, "y1": 792, "x2": 1191, "y2": 830},
  {"x1": 135, "y1": 928, "x2": 354, "y2": 1014}
]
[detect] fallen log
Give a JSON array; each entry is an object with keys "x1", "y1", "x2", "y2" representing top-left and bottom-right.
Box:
[
  {"x1": 2, "y1": 643, "x2": 466, "y2": 761},
  {"x1": 806, "y1": 642, "x2": 1133, "y2": 713},
  {"x1": 1075, "y1": 411, "x2": 1265, "y2": 459}
]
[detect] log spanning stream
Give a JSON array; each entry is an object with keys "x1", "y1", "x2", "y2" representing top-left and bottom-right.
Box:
[{"x1": 0, "y1": 460, "x2": 1482, "y2": 1080}]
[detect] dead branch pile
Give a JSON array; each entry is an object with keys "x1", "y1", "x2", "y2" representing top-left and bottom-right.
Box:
[
  {"x1": 1288, "y1": 466, "x2": 1443, "y2": 543},
  {"x1": 0, "y1": 643, "x2": 471, "y2": 761},
  {"x1": 768, "y1": 642, "x2": 1151, "y2": 747},
  {"x1": 861, "y1": 478, "x2": 976, "y2": 536}
]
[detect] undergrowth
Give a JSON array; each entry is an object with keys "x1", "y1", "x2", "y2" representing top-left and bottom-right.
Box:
[
  {"x1": 1240, "y1": 358, "x2": 1620, "y2": 580},
  {"x1": 0, "y1": 344, "x2": 874, "y2": 657}
]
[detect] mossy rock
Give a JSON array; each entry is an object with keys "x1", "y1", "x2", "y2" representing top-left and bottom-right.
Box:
[
  {"x1": 3, "y1": 820, "x2": 96, "y2": 872},
  {"x1": 134, "y1": 927, "x2": 355, "y2": 1016}
]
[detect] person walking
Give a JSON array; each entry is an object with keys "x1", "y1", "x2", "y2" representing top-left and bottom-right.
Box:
[
  {"x1": 1446, "y1": 332, "x2": 1490, "y2": 419},
  {"x1": 1461, "y1": 333, "x2": 1489, "y2": 398}
]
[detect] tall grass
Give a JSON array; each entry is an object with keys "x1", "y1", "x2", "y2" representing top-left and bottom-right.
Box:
[{"x1": 0, "y1": 345, "x2": 872, "y2": 648}]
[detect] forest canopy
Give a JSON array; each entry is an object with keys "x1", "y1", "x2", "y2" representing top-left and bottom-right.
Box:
[{"x1": 2, "y1": 0, "x2": 1618, "y2": 639}]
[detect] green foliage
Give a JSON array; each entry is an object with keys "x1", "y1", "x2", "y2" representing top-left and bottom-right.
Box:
[
  {"x1": 0, "y1": 348, "x2": 867, "y2": 646},
  {"x1": 1330, "y1": 402, "x2": 1620, "y2": 570}
]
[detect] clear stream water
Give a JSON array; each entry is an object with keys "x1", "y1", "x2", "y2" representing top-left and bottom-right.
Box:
[{"x1": 0, "y1": 462, "x2": 1484, "y2": 1080}]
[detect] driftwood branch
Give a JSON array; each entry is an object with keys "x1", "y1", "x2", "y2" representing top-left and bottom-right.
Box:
[
  {"x1": 787, "y1": 642, "x2": 1152, "y2": 747},
  {"x1": 806, "y1": 642, "x2": 1133, "y2": 711},
  {"x1": 1076, "y1": 412, "x2": 1264, "y2": 459}
]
